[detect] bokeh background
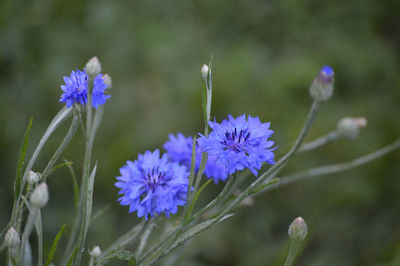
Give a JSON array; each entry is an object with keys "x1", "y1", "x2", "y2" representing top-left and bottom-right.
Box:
[{"x1": 1, "y1": 0, "x2": 400, "y2": 265}]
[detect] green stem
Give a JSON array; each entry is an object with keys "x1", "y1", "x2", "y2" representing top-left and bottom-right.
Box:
[
  {"x1": 41, "y1": 112, "x2": 79, "y2": 182},
  {"x1": 297, "y1": 131, "x2": 338, "y2": 153},
  {"x1": 284, "y1": 240, "x2": 300, "y2": 266},
  {"x1": 280, "y1": 137, "x2": 400, "y2": 186},
  {"x1": 97, "y1": 220, "x2": 145, "y2": 263},
  {"x1": 73, "y1": 75, "x2": 96, "y2": 265},
  {"x1": 141, "y1": 100, "x2": 320, "y2": 265},
  {"x1": 10, "y1": 107, "x2": 72, "y2": 229}
]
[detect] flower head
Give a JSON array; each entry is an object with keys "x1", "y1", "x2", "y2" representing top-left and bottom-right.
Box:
[
  {"x1": 163, "y1": 133, "x2": 229, "y2": 184},
  {"x1": 197, "y1": 114, "x2": 276, "y2": 176},
  {"x1": 60, "y1": 69, "x2": 111, "y2": 108},
  {"x1": 115, "y1": 150, "x2": 189, "y2": 220},
  {"x1": 288, "y1": 217, "x2": 308, "y2": 241},
  {"x1": 309, "y1": 65, "x2": 334, "y2": 101},
  {"x1": 30, "y1": 183, "x2": 49, "y2": 209}
]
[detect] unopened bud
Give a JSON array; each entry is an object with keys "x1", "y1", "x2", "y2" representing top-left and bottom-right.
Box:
[
  {"x1": 85, "y1": 56, "x2": 102, "y2": 77},
  {"x1": 309, "y1": 65, "x2": 334, "y2": 101},
  {"x1": 27, "y1": 170, "x2": 40, "y2": 185},
  {"x1": 90, "y1": 246, "x2": 101, "y2": 257},
  {"x1": 103, "y1": 74, "x2": 112, "y2": 89},
  {"x1": 337, "y1": 117, "x2": 367, "y2": 139},
  {"x1": 30, "y1": 183, "x2": 49, "y2": 208},
  {"x1": 201, "y1": 64, "x2": 209, "y2": 80},
  {"x1": 288, "y1": 217, "x2": 307, "y2": 241},
  {"x1": 4, "y1": 227, "x2": 20, "y2": 247}
]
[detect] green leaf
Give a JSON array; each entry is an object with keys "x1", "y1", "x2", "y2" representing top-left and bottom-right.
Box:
[
  {"x1": 46, "y1": 224, "x2": 66, "y2": 266},
  {"x1": 90, "y1": 204, "x2": 111, "y2": 226},
  {"x1": 166, "y1": 214, "x2": 234, "y2": 256},
  {"x1": 65, "y1": 160, "x2": 79, "y2": 211},
  {"x1": 185, "y1": 179, "x2": 213, "y2": 220},
  {"x1": 67, "y1": 246, "x2": 79, "y2": 266},
  {"x1": 15, "y1": 118, "x2": 33, "y2": 201},
  {"x1": 187, "y1": 135, "x2": 197, "y2": 195},
  {"x1": 50, "y1": 161, "x2": 73, "y2": 175},
  {"x1": 250, "y1": 178, "x2": 280, "y2": 195},
  {"x1": 103, "y1": 249, "x2": 136, "y2": 265}
]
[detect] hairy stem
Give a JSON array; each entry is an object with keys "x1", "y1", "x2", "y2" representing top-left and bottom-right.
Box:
[
  {"x1": 280, "y1": 137, "x2": 400, "y2": 185},
  {"x1": 284, "y1": 240, "x2": 300, "y2": 266}
]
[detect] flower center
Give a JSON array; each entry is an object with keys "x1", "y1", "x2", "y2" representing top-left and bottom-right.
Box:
[
  {"x1": 222, "y1": 128, "x2": 250, "y2": 153},
  {"x1": 145, "y1": 167, "x2": 165, "y2": 189}
]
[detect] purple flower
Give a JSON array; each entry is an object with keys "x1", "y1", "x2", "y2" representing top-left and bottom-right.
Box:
[
  {"x1": 197, "y1": 114, "x2": 276, "y2": 176},
  {"x1": 115, "y1": 150, "x2": 189, "y2": 220},
  {"x1": 163, "y1": 133, "x2": 229, "y2": 184},
  {"x1": 60, "y1": 69, "x2": 110, "y2": 108}
]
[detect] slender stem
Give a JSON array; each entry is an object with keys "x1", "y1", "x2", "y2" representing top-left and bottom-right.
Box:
[
  {"x1": 18, "y1": 208, "x2": 38, "y2": 264},
  {"x1": 139, "y1": 176, "x2": 235, "y2": 264},
  {"x1": 141, "y1": 100, "x2": 320, "y2": 265},
  {"x1": 97, "y1": 220, "x2": 145, "y2": 263},
  {"x1": 185, "y1": 175, "x2": 235, "y2": 225},
  {"x1": 73, "y1": 75, "x2": 95, "y2": 265},
  {"x1": 192, "y1": 153, "x2": 208, "y2": 197},
  {"x1": 41, "y1": 112, "x2": 79, "y2": 182},
  {"x1": 280, "y1": 137, "x2": 400, "y2": 186},
  {"x1": 10, "y1": 107, "x2": 72, "y2": 229},
  {"x1": 88, "y1": 256, "x2": 95, "y2": 266},
  {"x1": 297, "y1": 131, "x2": 338, "y2": 153},
  {"x1": 136, "y1": 221, "x2": 156, "y2": 258},
  {"x1": 284, "y1": 240, "x2": 300, "y2": 266}
]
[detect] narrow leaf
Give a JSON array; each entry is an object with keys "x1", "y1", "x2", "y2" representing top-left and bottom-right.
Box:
[
  {"x1": 34, "y1": 209, "x2": 43, "y2": 266},
  {"x1": 103, "y1": 249, "x2": 136, "y2": 264},
  {"x1": 166, "y1": 214, "x2": 234, "y2": 256},
  {"x1": 67, "y1": 246, "x2": 79, "y2": 266},
  {"x1": 49, "y1": 161, "x2": 73, "y2": 175},
  {"x1": 46, "y1": 224, "x2": 66, "y2": 266},
  {"x1": 185, "y1": 179, "x2": 212, "y2": 220},
  {"x1": 65, "y1": 160, "x2": 79, "y2": 211},
  {"x1": 251, "y1": 178, "x2": 280, "y2": 195},
  {"x1": 85, "y1": 163, "x2": 97, "y2": 230},
  {"x1": 15, "y1": 118, "x2": 33, "y2": 200},
  {"x1": 90, "y1": 204, "x2": 111, "y2": 226}
]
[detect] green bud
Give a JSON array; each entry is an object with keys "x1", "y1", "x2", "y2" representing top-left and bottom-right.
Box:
[
  {"x1": 4, "y1": 227, "x2": 20, "y2": 247},
  {"x1": 337, "y1": 117, "x2": 367, "y2": 139},
  {"x1": 288, "y1": 217, "x2": 307, "y2": 241},
  {"x1": 85, "y1": 56, "x2": 102, "y2": 77},
  {"x1": 309, "y1": 66, "x2": 334, "y2": 101},
  {"x1": 30, "y1": 183, "x2": 49, "y2": 208}
]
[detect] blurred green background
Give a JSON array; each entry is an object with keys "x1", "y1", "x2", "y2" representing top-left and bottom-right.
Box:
[{"x1": 1, "y1": 0, "x2": 400, "y2": 265}]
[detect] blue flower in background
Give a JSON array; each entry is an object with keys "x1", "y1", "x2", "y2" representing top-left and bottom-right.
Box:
[
  {"x1": 115, "y1": 149, "x2": 189, "y2": 220},
  {"x1": 60, "y1": 69, "x2": 110, "y2": 108},
  {"x1": 197, "y1": 114, "x2": 276, "y2": 176},
  {"x1": 164, "y1": 133, "x2": 229, "y2": 184}
]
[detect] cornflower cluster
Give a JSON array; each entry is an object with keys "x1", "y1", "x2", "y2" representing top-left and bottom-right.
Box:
[{"x1": 115, "y1": 114, "x2": 276, "y2": 219}]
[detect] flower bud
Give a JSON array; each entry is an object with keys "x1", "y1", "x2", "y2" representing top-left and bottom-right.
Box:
[
  {"x1": 309, "y1": 65, "x2": 334, "y2": 101},
  {"x1": 103, "y1": 74, "x2": 112, "y2": 89},
  {"x1": 85, "y1": 56, "x2": 102, "y2": 77},
  {"x1": 201, "y1": 64, "x2": 209, "y2": 80},
  {"x1": 27, "y1": 170, "x2": 40, "y2": 185},
  {"x1": 336, "y1": 117, "x2": 367, "y2": 139},
  {"x1": 4, "y1": 227, "x2": 20, "y2": 247},
  {"x1": 30, "y1": 183, "x2": 49, "y2": 208},
  {"x1": 89, "y1": 246, "x2": 101, "y2": 257},
  {"x1": 288, "y1": 217, "x2": 307, "y2": 241}
]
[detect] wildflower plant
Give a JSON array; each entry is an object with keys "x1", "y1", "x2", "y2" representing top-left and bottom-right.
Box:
[{"x1": 1, "y1": 56, "x2": 400, "y2": 266}]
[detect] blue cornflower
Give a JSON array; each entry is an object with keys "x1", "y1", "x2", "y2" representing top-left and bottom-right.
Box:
[
  {"x1": 163, "y1": 133, "x2": 229, "y2": 184},
  {"x1": 115, "y1": 149, "x2": 189, "y2": 220},
  {"x1": 60, "y1": 69, "x2": 111, "y2": 108},
  {"x1": 197, "y1": 114, "x2": 276, "y2": 176}
]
